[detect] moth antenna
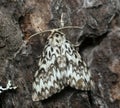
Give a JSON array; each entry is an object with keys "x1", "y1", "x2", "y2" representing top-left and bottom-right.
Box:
[{"x1": 28, "y1": 26, "x2": 84, "y2": 40}]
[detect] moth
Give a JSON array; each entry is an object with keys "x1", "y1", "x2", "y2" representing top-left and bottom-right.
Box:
[
  {"x1": 0, "y1": 80, "x2": 17, "y2": 94},
  {"x1": 32, "y1": 29, "x2": 93, "y2": 101}
]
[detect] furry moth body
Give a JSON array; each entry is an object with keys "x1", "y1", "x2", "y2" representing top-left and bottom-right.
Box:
[{"x1": 32, "y1": 30, "x2": 92, "y2": 101}]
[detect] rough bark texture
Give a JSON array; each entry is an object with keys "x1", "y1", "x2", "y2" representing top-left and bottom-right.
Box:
[{"x1": 0, "y1": 0, "x2": 120, "y2": 108}]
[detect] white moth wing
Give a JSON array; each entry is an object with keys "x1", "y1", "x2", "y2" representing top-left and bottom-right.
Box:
[
  {"x1": 32, "y1": 32, "x2": 66, "y2": 101},
  {"x1": 61, "y1": 40, "x2": 92, "y2": 90},
  {"x1": 32, "y1": 30, "x2": 92, "y2": 101}
]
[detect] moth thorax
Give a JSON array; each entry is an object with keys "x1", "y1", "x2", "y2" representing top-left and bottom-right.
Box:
[
  {"x1": 57, "y1": 56, "x2": 66, "y2": 69},
  {"x1": 48, "y1": 32, "x2": 66, "y2": 46}
]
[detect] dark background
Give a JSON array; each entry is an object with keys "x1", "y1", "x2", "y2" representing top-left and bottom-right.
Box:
[{"x1": 0, "y1": 0, "x2": 120, "y2": 108}]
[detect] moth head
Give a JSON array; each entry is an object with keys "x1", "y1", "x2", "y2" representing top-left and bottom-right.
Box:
[{"x1": 48, "y1": 30, "x2": 66, "y2": 46}]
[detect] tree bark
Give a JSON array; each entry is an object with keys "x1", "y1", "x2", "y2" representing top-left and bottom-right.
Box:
[{"x1": 0, "y1": 0, "x2": 120, "y2": 108}]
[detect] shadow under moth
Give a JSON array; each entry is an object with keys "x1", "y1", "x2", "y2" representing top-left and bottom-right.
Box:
[{"x1": 32, "y1": 27, "x2": 93, "y2": 101}]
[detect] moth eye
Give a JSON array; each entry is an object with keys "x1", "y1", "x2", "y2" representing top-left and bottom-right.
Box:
[{"x1": 55, "y1": 33, "x2": 59, "y2": 37}]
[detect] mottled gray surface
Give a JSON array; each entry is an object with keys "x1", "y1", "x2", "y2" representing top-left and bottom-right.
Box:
[{"x1": 0, "y1": 0, "x2": 120, "y2": 108}]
